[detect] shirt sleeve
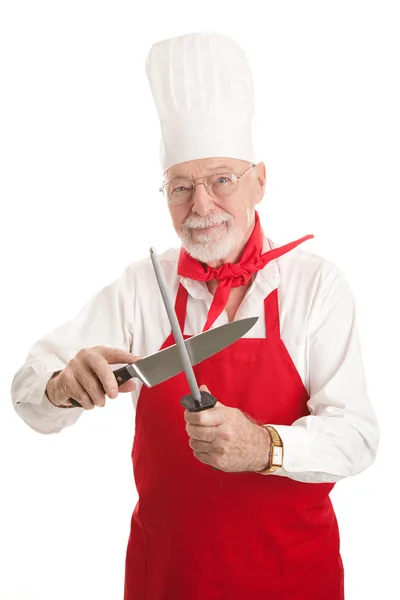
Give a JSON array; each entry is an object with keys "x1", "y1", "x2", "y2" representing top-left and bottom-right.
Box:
[
  {"x1": 10, "y1": 265, "x2": 135, "y2": 435},
  {"x1": 268, "y1": 267, "x2": 380, "y2": 483}
]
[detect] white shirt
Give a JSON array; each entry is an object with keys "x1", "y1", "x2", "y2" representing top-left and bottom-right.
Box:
[{"x1": 11, "y1": 234, "x2": 380, "y2": 483}]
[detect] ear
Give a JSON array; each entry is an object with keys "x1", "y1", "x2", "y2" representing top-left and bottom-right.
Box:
[{"x1": 255, "y1": 162, "x2": 266, "y2": 204}]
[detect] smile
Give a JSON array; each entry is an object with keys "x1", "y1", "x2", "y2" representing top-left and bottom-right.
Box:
[{"x1": 191, "y1": 223, "x2": 225, "y2": 233}]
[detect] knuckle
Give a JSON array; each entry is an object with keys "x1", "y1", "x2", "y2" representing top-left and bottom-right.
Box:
[
  {"x1": 219, "y1": 445, "x2": 229, "y2": 457},
  {"x1": 90, "y1": 352, "x2": 104, "y2": 365},
  {"x1": 68, "y1": 357, "x2": 78, "y2": 371},
  {"x1": 212, "y1": 441, "x2": 225, "y2": 455},
  {"x1": 220, "y1": 425, "x2": 233, "y2": 441},
  {"x1": 76, "y1": 348, "x2": 88, "y2": 358},
  {"x1": 86, "y1": 353, "x2": 104, "y2": 372}
]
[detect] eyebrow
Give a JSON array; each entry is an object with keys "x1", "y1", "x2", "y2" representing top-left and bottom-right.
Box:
[{"x1": 167, "y1": 163, "x2": 233, "y2": 180}]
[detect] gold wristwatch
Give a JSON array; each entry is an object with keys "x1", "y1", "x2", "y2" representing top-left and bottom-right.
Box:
[{"x1": 258, "y1": 425, "x2": 284, "y2": 474}]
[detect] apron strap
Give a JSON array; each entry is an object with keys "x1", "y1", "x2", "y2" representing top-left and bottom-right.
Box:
[{"x1": 264, "y1": 288, "x2": 281, "y2": 341}]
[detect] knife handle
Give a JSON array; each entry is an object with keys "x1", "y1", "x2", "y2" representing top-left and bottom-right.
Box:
[{"x1": 68, "y1": 365, "x2": 132, "y2": 408}]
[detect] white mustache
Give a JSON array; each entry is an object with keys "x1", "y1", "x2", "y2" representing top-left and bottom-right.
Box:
[{"x1": 182, "y1": 214, "x2": 233, "y2": 230}]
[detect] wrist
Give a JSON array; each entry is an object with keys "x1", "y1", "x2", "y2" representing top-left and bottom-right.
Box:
[{"x1": 249, "y1": 425, "x2": 271, "y2": 472}]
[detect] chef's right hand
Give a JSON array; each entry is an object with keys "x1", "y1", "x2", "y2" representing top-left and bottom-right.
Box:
[{"x1": 45, "y1": 346, "x2": 141, "y2": 409}]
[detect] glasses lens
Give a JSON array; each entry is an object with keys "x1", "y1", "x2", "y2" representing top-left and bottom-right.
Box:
[
  {"x1": 165, "y1": 179, "x2": 193, "y2": 204},
  {"x1": 207, "y1": 173, "x2": 237, "y2": 197}
]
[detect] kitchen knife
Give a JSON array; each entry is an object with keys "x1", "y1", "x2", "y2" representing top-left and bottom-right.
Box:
[{"x1": 68, "y1": 314, "x2": 257, "y2": 407}]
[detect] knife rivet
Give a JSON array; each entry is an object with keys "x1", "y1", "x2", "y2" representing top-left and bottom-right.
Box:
[{"x1": 117, "y1": 376, "x2": 122, "y2": 381}]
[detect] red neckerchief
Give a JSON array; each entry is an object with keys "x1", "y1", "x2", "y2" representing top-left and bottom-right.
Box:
[{"x1": 178, "y1": 211, "x2": 313, "y2": 330}]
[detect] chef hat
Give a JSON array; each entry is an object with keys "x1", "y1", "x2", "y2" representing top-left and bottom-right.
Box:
[{"x1": 145, "y1": 32, "x2": 256, "y2": 172}]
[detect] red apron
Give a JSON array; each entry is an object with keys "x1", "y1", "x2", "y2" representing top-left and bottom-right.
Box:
[{"x1": 124, "y1": 240, "x2": 344, "y2": 600}]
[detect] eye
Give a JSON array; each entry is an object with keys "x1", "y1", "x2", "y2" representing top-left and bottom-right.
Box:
[
  {"x1": 213, "y1": 175, "x2": 233, "y2": 185},
  {"x1": 169, "y1": 180, "x2": 192, "y2": 195}
]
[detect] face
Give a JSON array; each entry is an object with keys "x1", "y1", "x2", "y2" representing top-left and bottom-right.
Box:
[{"x1": 163, "y1": 157, "x2": 266, "y2": 264}]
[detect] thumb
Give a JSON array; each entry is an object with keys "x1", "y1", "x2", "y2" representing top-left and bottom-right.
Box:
[
  {"x1": 200, "y1": 384, "x2": 223, "y2": 408},
  {"x1": 199, "y1": 384, "x2": 210, "y2": 393}
]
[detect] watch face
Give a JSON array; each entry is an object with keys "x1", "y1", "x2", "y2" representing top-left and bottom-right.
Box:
[{"x1": 272, "y1": 446, "x2": 283, "y2": 465}]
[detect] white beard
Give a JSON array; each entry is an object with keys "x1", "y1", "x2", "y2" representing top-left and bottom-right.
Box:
[{"x1": 180, "y1": 214, "x2": 244, "y2": 263}]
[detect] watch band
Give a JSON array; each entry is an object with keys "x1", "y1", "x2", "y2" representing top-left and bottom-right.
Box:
[{"x1": 257, "y1": 425, "x2": 284, "y2": 475}]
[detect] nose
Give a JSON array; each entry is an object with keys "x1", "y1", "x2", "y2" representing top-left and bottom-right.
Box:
[{"x1": 191, "y1": 182, "x2": 215, "y2": 217}]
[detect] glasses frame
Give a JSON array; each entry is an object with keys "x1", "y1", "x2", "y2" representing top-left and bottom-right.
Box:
[{"x1": 159, "y1": 163, "x2": 257, "y2": 204}]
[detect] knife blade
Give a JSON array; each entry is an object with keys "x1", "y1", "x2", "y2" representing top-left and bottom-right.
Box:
[{"x1": 123, "y1": 315, "x2": 257, "y2": 387}]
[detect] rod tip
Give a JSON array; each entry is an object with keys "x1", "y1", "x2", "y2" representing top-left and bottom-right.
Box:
[{"x1": 149, "y1": 247, "x2": 156, "y2": 255}]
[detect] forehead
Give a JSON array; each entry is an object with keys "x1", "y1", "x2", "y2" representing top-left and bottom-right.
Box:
[{"x1": 165, "y1": 157, "x2": 249, "y2": 180}]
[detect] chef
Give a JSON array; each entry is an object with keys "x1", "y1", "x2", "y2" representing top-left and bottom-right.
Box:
[{"x1": 11, "y1": 32, "x2": 379, "y2": 600}]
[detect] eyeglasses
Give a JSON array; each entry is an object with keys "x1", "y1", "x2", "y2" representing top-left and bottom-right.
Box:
[{"x1": 159, "y1": 163, "x2": 256, "y2": 206}]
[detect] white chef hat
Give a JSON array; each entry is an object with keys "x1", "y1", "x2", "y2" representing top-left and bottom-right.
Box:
[{"x1": 145, "y1": 32, "x2": 256, "y2": 172}]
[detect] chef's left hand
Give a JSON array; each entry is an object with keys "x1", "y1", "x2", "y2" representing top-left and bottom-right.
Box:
[{"x1": 184, "y1": 384, "x2": 271, "y2": 473}]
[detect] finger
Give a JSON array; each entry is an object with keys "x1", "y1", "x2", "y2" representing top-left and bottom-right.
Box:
[
  {"x1": 193, "y1": 451, "x2": 213, "y2": 465},
  {"x1": 74, "y1": 362, "x2": 108, "y2": 407},
  {"x1": 62, "y1": 371, "x2": 95, "y2": 410},
  {"x1": 86, "y1": 354, "x2": 123, "y2": 401},
  {"x1": 126, "y1": 354, "x2": 142, "y2": 363},
  {"x1": 186, "y1": 423, "x2": 217, "y2": 442},
  {"x1": 93, "y1": 350, "x2": 140, "y2": 397},
  {"x1": 189, "y1": 439, "x2": 212, "y2": 452},
  {"x1": 94, "y1": 346, "x2": 141, "y2": 365},
  {"x1": 184, "y1": 405, "x2": 225, "y2": 426}
]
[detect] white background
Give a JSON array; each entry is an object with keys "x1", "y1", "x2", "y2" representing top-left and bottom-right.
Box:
[{"x1": 1, "y1": 1, "x2": 399, "y2": 598}]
